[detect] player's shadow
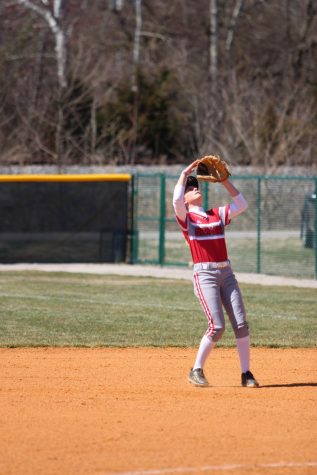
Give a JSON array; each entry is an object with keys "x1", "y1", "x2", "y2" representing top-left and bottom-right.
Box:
[{"x1": 260, "y1": 382, "x2": 317, "y2": 388}]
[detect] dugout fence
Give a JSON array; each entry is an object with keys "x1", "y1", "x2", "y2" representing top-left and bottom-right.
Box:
[
  {"x1": 131, "y1": 174, "x2": 317, "y2": 280},
  {"x1": 0, "y1": 174, "x2": 132, "y2": 263}
]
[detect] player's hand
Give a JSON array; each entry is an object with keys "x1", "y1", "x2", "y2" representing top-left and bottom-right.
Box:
[{"x1": 182, "y1": 160, "x2": 200, "y2": 177}]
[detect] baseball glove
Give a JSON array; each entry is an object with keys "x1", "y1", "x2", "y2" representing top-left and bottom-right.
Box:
[{"x1": 196, "y1": 155, "x2": 231, "y2": 183}]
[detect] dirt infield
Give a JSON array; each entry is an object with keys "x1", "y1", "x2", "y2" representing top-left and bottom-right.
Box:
[{"x1": 1, "y1": 348, "x2": 316, "y2": 475}]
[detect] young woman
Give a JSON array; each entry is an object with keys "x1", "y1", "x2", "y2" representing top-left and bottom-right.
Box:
[{"x1": 173, "y1": 160, "x2": 259, "y2": 388}]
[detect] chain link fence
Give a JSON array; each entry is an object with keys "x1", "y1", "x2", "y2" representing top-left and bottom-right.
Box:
[{"x1": 131, "y1": 174, "x2": 317, "y2": 280}]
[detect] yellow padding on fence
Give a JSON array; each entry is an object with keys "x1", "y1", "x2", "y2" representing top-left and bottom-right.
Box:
[{"x1": 0, "y1": 174, "x2": 132, "y2": 182}]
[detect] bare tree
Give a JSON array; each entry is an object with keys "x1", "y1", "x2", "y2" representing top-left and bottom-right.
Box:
[
  {"x1": 209, "y1": 0, "x2": 218, "y2": 92},
  {"x1": 16, "y1": 0, "x2": 67, "y2": 89},
  {"x1": 292, "y1": 0, "x2": 317, "y2": 78},
  {"x1": 221, "y1": 75, "x2": 316, "y2": 169},
  {"x1": 130, "y1": 0, "x2": 142, "y2": 164},
  {"x1": 14, "y1": 0, "x2": 69, "y2": 170},
  {"x1": 0, "y1": 0, "x2": 316, "y2": 167},
  {"x1": 226, "y1": 0, "x2": 244, "y2": 54},
  {"x1": 110, "y1": 0, "x2": 124, "y2": 11}
]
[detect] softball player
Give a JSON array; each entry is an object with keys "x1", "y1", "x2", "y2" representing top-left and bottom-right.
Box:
[{"x1": 173, "y1": 160, "x2": 259, "y2": 388}]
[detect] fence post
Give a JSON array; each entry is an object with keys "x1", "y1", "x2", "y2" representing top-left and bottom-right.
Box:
[
  {"x1": 256, "y1": 177, "x2": 262, "y2": 274},
  {"x1": 131, "y1": 174, "x2": 139, "y2": 264},
  {"x1": 203, "y1": 181, "x2": 209, "y2": 209},
  {"x1": 159, "y1": 173, "x2": 166, "y2": 265},
  {"x1": 315, "y1": 178, "x2": 317, "y2": 279}
]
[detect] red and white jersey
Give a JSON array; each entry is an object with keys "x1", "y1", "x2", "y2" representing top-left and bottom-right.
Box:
[{"x1": 176, "y1": 205, "x2": 231, "y2": 264}]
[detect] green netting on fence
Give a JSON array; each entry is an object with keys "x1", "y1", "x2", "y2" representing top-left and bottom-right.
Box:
[{"x1": 132, "y1": 174, "x2": 317, "y2": 279}]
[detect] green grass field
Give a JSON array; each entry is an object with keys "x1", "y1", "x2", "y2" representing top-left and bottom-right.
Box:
[{"x1": 0, "y1": 271, "x2": 315, "y2": 348}]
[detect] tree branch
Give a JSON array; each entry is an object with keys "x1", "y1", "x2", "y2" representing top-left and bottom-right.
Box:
[{"x1": 226, "y1": 0, "x2": 243, "y2": 53}]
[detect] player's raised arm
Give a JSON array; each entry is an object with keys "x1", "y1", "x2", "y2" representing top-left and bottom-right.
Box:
[
  {"x1": 222, "y1": 178, "x2": 248, "y2": 219},
  {"x1": 173, "y1": 160, "x2": 200, "y2": 221}
]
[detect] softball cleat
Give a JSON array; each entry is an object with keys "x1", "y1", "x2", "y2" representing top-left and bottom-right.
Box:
[
  {"x1": 241, "y1": 370, "x2": 259, "y2": 388},
  {"x1": 188, "y1": 368, "x2": 209, "y2": 387}
]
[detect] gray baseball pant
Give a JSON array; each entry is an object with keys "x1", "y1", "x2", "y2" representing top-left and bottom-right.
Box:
[{"x1": 193, "y1": 265, "x2": 249, "y2": 342}]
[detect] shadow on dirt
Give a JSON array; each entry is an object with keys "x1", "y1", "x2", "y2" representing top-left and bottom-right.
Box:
[{"x1": 260, "y1": 382, "x2": 317, "y2": 388}]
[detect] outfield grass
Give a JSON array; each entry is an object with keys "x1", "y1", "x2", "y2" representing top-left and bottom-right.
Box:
[{"x1": 0, "y1": 271, "x2": 315, "y2": 348}]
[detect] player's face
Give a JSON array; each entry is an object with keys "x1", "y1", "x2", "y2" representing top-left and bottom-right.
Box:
[{"x1": 184, "y1": 186, "x2": 203, "y2": 207}]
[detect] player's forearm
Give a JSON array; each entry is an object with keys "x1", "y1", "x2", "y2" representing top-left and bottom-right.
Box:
[
  {"x1": 176, "y1": 159, "x2": 200, "y2": 187},
  {"x1": 222, "y1": 179, "x2": 248, "y2": 217},
  {"x1": 173, "y1": 160, "x2": 200, "y2": 221},
  {"x1": 221, "y1": 178, "x2": 240, "y2": 197},
  {"x1": 229, "y1": 193, "x2": 248, "y2": 218},
  {"x1": 175, "y1": 170, "x2": 188, "y2": 188},
  {"x1": 173, "y1": 183, "x2": 186, "y2": 221},
  {"x1": 173, "y1": 167, "x2": 190, "y2": 212}
]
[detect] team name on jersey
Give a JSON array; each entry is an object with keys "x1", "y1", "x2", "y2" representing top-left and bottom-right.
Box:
[{"x1": 176, "y1": 205, "x2": 230, "y2": 263}]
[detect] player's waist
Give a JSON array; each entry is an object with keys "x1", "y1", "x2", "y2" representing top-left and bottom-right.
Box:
[{"x1": 193, "y1": 260, "x2": 231, "y2": 270}]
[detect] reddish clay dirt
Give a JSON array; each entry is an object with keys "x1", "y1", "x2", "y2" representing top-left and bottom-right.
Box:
[{"x1": 0, "y1": 348, "x2": 316, "y2": 475}]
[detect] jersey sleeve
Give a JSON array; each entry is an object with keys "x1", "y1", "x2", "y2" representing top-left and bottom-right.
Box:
[
  {"x1": 175, "y1": 214, "x2": 187, "y2": 230},
  {"x1": 175, "y1": 214, "x2": 190, "y2": 245}
]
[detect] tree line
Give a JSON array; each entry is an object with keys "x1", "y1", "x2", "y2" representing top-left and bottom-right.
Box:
[{"x1": 0, "y1": 0, "x2": 316, "y2": 170}]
